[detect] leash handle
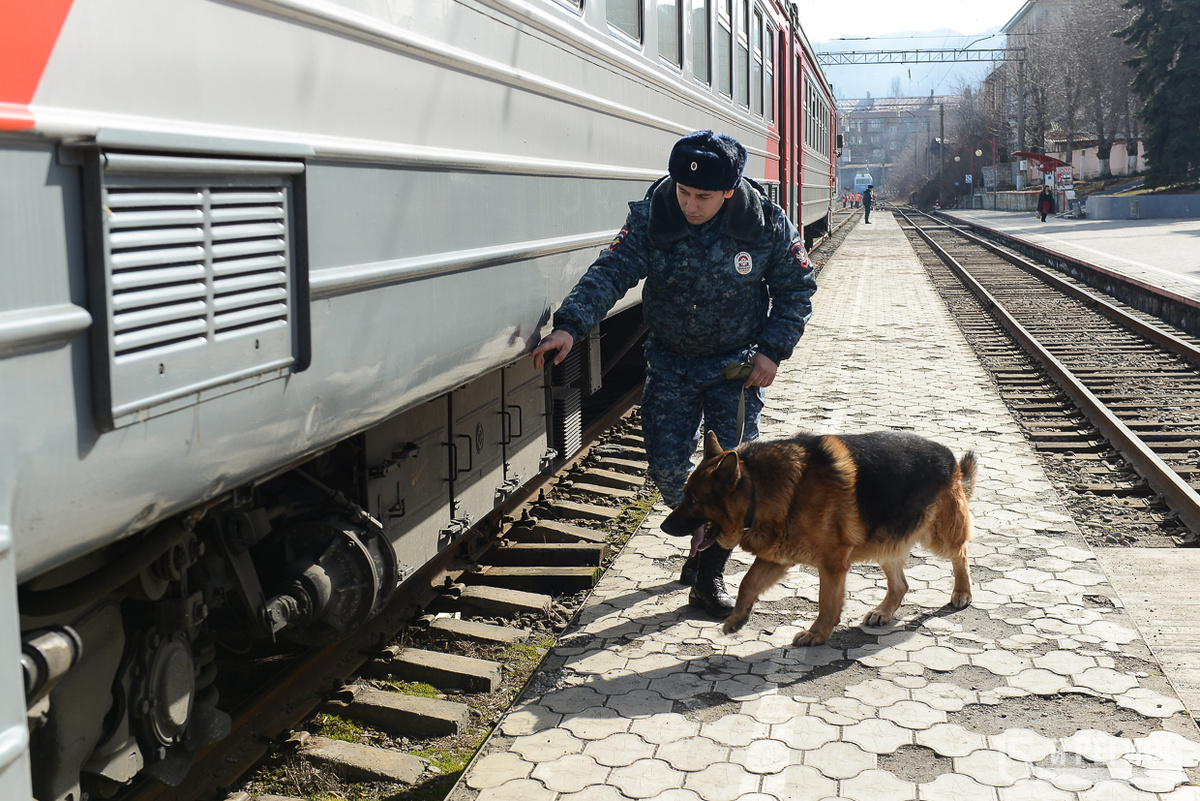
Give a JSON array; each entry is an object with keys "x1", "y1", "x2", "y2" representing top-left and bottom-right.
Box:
[{"x1": 721, "y1": 361, "x2": 753, "y2": 446}]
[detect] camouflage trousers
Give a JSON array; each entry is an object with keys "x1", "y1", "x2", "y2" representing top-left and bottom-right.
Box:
[{"x1": 641, "y1": 344, "x2": 765, "y2": 508}]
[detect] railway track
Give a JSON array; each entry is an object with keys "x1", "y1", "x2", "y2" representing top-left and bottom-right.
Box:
[
  {"x1": 111, "y1": 214, "x2": 855, "y2": 801},
  {"x1": 897, "y1": 207, "x2": 1200, "y2": 548}
]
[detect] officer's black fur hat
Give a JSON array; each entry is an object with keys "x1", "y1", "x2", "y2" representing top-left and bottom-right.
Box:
[{"x1": 668, "y1": 130, "x2": 747, "y2": 191}]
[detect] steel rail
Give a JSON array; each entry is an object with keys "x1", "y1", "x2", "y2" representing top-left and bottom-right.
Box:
[
  {"x1": 938, "y1": 211, "x2": 1200, "y2": 340},
  {"x1": 930, "y1": 215, "x2": 1200, "y2": 368},
  {"x1": 903, "y1": 210, "x2": 1200, "y2": 536},
  {"x1": 812, "y1": 208, "x2": 858, "y2": 254}
]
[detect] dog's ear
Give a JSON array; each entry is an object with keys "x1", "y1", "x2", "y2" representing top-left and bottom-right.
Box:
[
  {"x1": 704, "y1": 430, "x2": 724, "y2": 460},
  {"x1": 712, "y1": 450, "x2": 741, "y2": 493}
]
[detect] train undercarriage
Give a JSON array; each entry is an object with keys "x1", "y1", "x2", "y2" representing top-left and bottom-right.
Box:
[{"x1": 19, "y1": 309, "x2": 647, "y2": 801}]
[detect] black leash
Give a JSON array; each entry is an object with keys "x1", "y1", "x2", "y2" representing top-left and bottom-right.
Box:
[{"x1": 721, "y1": 361, "x2": 753, "y2": 446}]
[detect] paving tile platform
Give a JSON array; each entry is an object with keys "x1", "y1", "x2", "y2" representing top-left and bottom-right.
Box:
[{"x1": 451, "y1": 211, "x2": 1200, "y2": 801}]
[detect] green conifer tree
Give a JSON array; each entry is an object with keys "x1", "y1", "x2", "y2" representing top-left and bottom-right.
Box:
[{"x1": 1120, "y1": 0, "x2": 1200, "y2": 187}]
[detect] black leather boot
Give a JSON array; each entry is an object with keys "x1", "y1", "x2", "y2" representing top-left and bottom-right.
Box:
[
  {"x1": 679, "y1": 554, "x2": 699, "y2": 585},
  {"x1": 687, "y1": 545, "x2": 735, "y2": 618}
]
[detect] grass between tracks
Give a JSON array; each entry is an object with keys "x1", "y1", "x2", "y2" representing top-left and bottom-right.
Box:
[{"x1": 242, "y1": 634, "x2": 558, "y2": 801}]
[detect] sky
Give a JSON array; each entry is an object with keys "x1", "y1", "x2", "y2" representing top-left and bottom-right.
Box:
[
  {"x1": 792, "y1": 0, "x2": 1032, "y2": 99},
  {"x1": 793, "y1": 0, "x2": 1030, "y2": 43}
]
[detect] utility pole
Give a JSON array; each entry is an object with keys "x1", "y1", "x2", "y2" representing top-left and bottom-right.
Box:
[
  {"x1": 1017, "y1": 59, "x2": 1026, "y2": 152},
  {"x1": 939, "y1": 103, "x2": 945, "y2": 205},
  {"x1": 926, "y1": 118, "x2": 932, "y2": 178}
]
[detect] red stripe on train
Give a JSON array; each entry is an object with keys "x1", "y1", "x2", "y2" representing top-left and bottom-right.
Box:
[{"x1": 0, "y1": 0, "x2": 76, "y2": 129}]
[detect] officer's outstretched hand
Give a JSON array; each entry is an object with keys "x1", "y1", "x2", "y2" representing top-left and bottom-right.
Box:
[
  {"x1": 746, "y1": 352, "x2": 778, "y2": 388},
  {"x1": 532, "y1": 329, "x2": 575, "y2": 369}
]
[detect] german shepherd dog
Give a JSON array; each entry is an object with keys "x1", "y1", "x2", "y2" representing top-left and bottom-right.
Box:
[{"x1": 662, "y1": 430, "x2": 976, "y2": 646}]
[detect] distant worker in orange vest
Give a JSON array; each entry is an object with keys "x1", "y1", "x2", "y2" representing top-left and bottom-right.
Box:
[{"x1": 854, "y1": 192, "x2": 861, "y2": 208}]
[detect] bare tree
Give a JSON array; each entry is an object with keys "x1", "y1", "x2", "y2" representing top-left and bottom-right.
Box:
[
  {"x1": 1007, "y1": 18, "x2": 1058, "y2": 153},
  {"x1": 1050, "y1": 9, "x2": 1089, "y2": 166},
  {"x1": 1062, "y1": 0, "x2": 1138, "y2": 177}
]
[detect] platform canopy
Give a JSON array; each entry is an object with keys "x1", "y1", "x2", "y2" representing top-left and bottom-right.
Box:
[{"x1": 1012, "y1": 152, "x2": 1070, "y2": 172}]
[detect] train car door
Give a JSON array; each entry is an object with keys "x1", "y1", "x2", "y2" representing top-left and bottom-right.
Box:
[
  {"x1": 791, "y1": 38, "x2": 804, "y2": 227},
  {"x1": 777, "y1": 23, "x2": 796, "y2": 222}
]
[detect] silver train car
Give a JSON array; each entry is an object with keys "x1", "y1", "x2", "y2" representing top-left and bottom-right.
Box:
[{"x1": 0, "y1": 1, "x2": 836, "y2": 798}]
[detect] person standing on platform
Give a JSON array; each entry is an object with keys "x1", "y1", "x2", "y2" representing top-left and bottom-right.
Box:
[
  {"x1": 531, "y1": 130, "x2": 817, "y2": 618},
  {"x1": 863, "y1": 184, "x2": 874, "y2": 224},
  {"x1": 1037, "y1": 186, "x2": 1054, "y2": 222}
]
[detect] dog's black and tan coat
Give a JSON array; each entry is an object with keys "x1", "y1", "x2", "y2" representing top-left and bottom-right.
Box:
[{"x1": 662, "y1": 430, "x2": 976, "y2": 646}]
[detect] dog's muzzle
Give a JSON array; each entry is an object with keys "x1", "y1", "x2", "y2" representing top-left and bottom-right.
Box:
[{"x1": 662, "y1": 511, "x2": 720, "y2": 556}]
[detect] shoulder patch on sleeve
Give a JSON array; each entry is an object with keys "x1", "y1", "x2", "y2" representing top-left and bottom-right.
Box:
[
  {"x1": 608, "y1": 227, "x2": 629, "y2": 251},
  {"x1": 790, "y1": 240, "x2": 811, "y2": 269}
]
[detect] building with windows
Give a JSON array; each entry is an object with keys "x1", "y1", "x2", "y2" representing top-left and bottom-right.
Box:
[{"x1": 836, "y1": 94, "x2": 958, "y2": 198}]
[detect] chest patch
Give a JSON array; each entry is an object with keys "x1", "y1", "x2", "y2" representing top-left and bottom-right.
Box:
[{"x1": 734, "y1": 251, "x2": 753, "y2": 275}]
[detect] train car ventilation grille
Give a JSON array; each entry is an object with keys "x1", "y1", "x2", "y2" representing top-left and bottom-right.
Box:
[
  {"x1": 105, "y1": 185, "x2": 290, "y2": 356},
  {"x1": 86, "y1": 152, "x2": 309, "y2": 430}
]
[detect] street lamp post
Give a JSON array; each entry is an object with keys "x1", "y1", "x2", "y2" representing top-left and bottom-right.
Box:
[
  {"x1": 956, "y1": 138, "x2": 999, "y2": 210},
  {"x1": 976, "y1": 138, "x2": 997, "y2": 210},
  {"x1": 953, "y1": 151, "x2": 975, "y2": 207}
]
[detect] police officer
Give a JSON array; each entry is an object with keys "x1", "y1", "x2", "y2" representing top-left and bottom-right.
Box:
[
  {"x1": 531, "y1": 130, "x2": 817, "y2": 617},
  {"x1": 862, "y1": 184, "x2": 874, "y2": 224}
]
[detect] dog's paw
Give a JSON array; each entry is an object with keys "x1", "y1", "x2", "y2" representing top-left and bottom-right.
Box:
[
  {"x1": 863, "y1": 609, "x2": 893, "y2": 628},
  {"x1": 792, "y1": 629, "x2": 829, "y2": 647},
  {"x1": 949, "y1": 591, "x2": 972, "y2": 610},
  {"x1": 722, "y1": 612, "x2": 749, "y2": 635}
]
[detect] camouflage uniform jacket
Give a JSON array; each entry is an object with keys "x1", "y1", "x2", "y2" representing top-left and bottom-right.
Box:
[{"x1": 553, "y1": 177, "x2": 817, "y2": 366}]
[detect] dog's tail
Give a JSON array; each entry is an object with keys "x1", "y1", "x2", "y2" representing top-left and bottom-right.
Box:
[{"x1": 959, "y1": 451, "x2": 978, "y2": 498}]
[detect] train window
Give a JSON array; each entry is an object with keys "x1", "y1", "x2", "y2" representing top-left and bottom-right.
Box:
[
  {"x1": 716, "y1": 0, "x2": 732, "y2": 97},
  {"x1": 813, "y1": 94, "x2": 820, "y2": 154},
  {"x1": 691, "y1": 0, "x2": 711, "y2": 84},
  {"x1": 751, "y1": 8, "x2": 763, "y2": 115},
  {"x1": 658, "y1": 0, "x2": 682, "y2": 66},
  {"x1": 820, "y1": 100, "x2": 826, "y2": 155},
  {"x1": 823, "y1": 100, "x2": 829, "y2": 155},
  {"x1": 608, "y1": 0, "x2": 642, "y2": 43},
  {"x1": 735, "y1": 0, "x2": 749, "y2": 107},
  {"x1": 810, "y1": 86, "x2": 817, "y2": 150},
  {"x1": 805, "y1": 83, "x2": 811, "y2": 149},
  {"x1": 820, "y1": 99, "x2": 827, "y2": 155},
  {"x1": 765, "y1": 24, "x2": 774, "y2": 122}
]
